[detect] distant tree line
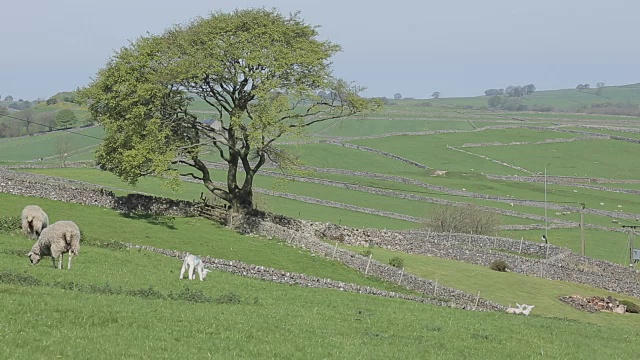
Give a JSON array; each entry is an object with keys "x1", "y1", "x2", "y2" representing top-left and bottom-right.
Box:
[{"x1": 484, "y1": 84, "x2": 535, "y2": 98}]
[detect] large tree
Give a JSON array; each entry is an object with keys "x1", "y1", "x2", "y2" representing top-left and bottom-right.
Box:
[{"x1": 81, "y1": 9, "x2": 380, "y2": 213}]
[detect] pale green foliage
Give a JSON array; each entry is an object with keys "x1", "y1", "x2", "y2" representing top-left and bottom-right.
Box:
[{"x1": 80, "y1": 8, "x2": 380, "y2": 211}]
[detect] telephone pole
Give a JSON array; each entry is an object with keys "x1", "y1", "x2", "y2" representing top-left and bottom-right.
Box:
[
  {"x1": 622, "y1": 225, "x2": 638, "y2": 267},
  {"x1": 579, "y1": 203, "x2": 585, "y2": 256}
]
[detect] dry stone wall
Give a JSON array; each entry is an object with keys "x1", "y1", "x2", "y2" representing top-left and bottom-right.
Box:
[
  {"x1": 0, "y1": 168, "x2": 198, "y2": 217},
  {"x1": 2, "y1": 167, "x2": 639, "y2": 300},
  {"x1": 130, "y1": 243, "x2": 497, "y2": 311}
]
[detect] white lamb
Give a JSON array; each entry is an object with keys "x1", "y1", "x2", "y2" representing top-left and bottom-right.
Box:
[
  {"x1": 21, "y1": 205, "x2": 49, "y2": 238},
  {"x1": 505, "y1": 303, "x2": 525, "y2": 314},
  {"x1": 27, "y1": 220, "x2": 81, "y2": 270},
  {"x1": 506, "y1": 303, "x2": 535, "y2": 315},
  {"x1": 179, "y1": 253, "x2": 211, "y2": 281}
]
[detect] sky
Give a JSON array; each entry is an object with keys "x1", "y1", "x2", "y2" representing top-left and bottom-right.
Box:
[{"x1": 1, "y1": 0, "x2": 638, "y2": 100}]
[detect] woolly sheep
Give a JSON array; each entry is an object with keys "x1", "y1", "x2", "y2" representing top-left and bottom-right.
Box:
[
  {"x1": 505, "y1": 303, "x2": 525, "y2": 314},
  {"x1": 27, "y1": 220, "x2": 81, "y2": 270},
  {"x1": 21, "y1": 205, "x2": 49, "y2": 238}
]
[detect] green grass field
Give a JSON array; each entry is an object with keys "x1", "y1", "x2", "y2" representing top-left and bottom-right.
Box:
[
  {"x1": 4, "y1": 87, "x2": 640, "y2": 358},
  {"x1": 1, "y1": 193, "x2": 639, "y2": 358}
]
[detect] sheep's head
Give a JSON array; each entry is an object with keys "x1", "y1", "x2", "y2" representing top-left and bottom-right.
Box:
[
  {"x1": 26, "y1": 251, "x2": 41, "y2": 265},
  {"x1": 202, "y1": 269, "x2": 212, "y2": 280}
]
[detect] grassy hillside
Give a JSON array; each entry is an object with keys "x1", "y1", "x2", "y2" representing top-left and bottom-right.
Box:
[
  {"x1": 412, "y1": 83, "x2": 640, "y2": 112},
  {"x1": 1, "y1": 193, "x2": 639, "y2": 358}
]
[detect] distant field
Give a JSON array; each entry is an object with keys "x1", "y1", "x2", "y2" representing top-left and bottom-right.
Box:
[
  {"x1": 3, "y1": 88, "x2": 640, "y2": 267},
  {"x1": 342, "y1": 244, "x2": 640, "y2": 326},
  {"x1": 0, "y1": 127, "x2": 103, "y2": 162},
  {"x1": 3, "y1": 87, "x2": 640, "y2": 358},
  {"x1": 470, "y1": 139, "x2": 640, "y2": 179},
  {"x1": 424, "y1": 83, "x2": 640, "y2": 112}
]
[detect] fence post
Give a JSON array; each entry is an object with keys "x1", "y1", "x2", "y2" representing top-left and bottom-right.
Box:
[
  {"x1": 519, "y1": 237, "x2": 523, "y2": 254},
  {"x1": 475, "y1": 291, "x2": 481, "y2": 308},
  {"x1": 332, "y1": 241, "x2": 339, "y2": 259},
  {"x1": 365, "y1": 254, "x2": 372, "y2": 275},
  {"x1": 434, "y1": 279, "x2": 438, "y2": 295},
  {"x1": 398, "y1": 267, "x2": 404, "y2": 285}
]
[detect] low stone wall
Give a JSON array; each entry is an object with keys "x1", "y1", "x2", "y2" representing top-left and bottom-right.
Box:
[
  {"x1": 319, "y1": 140, "x2": 431, "y2": 169},
  {"x1": 130, "y1": 243, "x2": 497, "y2": 311},
  {"x1": 3, "y1": 167, "x2": 639, "y2": 300},
  {"x1": 0, "y1": 168, "x2": 198, "y2": 217},
  {"x1": 241, "y1": 213, "x2": 640, "y2": 298},
  {"x1": 233, "y1": 212, "x2": 503, "y2": 311}
]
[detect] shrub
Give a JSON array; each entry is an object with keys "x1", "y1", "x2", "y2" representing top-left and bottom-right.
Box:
[
  {"x1": 361, "y1": 248, "x2": 373, "y2": 257},
  {"x1": 424, "y1": 204, "x2": 501, "y2": 235},
  {"x1": 0, "y1": 216, "x2": 21, "y2": 233},
  {"x1": 489, "y1": 260, "x2": 509, "y2": 272},
  {"x1": 388, "y1": 256, "x2": 405, "y2": 269},
  {"x1": 620, "y1": 300, "x2": 640, "y2": 313}
]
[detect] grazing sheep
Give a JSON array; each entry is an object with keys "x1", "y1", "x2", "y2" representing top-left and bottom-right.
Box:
[
  {"x1": 21, "y1": 205, "x2": 49, "y2": 238},
  {"x1": 27, "y1": 220, "x2": 81, "y2": 270}
]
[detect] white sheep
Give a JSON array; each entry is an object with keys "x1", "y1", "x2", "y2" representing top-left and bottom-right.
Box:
[
  {"x1": 27, "y1": 220, "x2": 81, "y2": 270},
  {"x1": 521, "y1": 304, "x2": 535, "y2": 315},
  {"x1": 506, "y1": 303, "x2": 535, "y2": 315},
  {"x1": 505, "y1": 303, "x2": 525, "y2": 314},
  {"x1": 21, "y1": 205, "x2": 49, "y2": 238}
]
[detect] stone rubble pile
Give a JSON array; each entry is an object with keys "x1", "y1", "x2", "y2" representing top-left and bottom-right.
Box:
[{"x1": 559, "y1": 295, "x2": 627, "y2": 314}]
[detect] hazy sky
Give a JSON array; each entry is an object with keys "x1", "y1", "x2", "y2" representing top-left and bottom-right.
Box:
[{"x1": 1, "y1": 0, "x2": 638, "y2": 100}]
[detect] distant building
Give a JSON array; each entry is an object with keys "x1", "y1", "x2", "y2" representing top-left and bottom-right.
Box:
[{"x1": 202, "y1": 119, "x2": 225, "y2": 144}]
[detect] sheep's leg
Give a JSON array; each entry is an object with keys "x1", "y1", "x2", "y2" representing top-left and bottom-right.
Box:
[
  {"x1": 51, "y1": 256, "x2": 56, "y2": 268},
  {"x1": 179, "y1": 261, "x2": 187, "y2": 279},
  {"x1": 58, "y1": 254, "x2": 63, "y2": 269},
  {"x1": 67, "y1": 254, "x2": 73, "y2": 270},
  {"x1": 188, "y1": 265, "x2": 195, "y2": 280}
]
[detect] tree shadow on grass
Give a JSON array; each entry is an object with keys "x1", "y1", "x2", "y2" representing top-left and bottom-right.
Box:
[{"x1": 120, "y1": 212, "x2": 177, "y2": 230}]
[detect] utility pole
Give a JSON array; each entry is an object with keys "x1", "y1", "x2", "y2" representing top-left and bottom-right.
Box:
[
  {"x1": 579, "y1": 203, "x2": 585, "y2": 256},
  {"x1": 622, "y1": 225, "x2": 638, "y2": 267},
  {"x1": 544, "y1": 166, "x2": 548, "y2": 242}
]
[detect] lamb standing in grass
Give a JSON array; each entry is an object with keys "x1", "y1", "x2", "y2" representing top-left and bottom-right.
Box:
[
  {"x1": 21, "y1": 205, "x2": 49, "y2": 238},
  {"x1": 27, "y1": 220, "x2": 81, "y2": 270},
  {"x1": 180, "y1": 253, "x2": 211, "y2": 281}
]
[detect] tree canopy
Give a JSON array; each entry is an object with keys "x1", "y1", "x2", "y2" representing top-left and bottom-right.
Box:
[
  {"x1": 81, "y1": 8, "x2": 380, "y2": 213},
  {"x1": 55, "y1": 109, "x2": 77, "y2": 128}
]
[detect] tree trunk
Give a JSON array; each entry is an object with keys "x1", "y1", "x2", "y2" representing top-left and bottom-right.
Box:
[{"x1": 229, "y1": 187, "x2": 253, "y2": 213}]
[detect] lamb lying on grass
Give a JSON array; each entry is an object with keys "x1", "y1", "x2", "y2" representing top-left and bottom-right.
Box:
[
  {"x1": 21, "y1": 205, "x2": 49, "y2": 238},
  {"x1": 179, "y1": 253, "x2": 211, "y2": 281},
  {"x1": 506, "y1": 303, "x2": 525, "y2": 314},
  {"x1": 27, "y1": 220, "x2": 81, "y2": 270},
  {"x1": 506, "y1": 303, "x2": 535, "y2": 315}
]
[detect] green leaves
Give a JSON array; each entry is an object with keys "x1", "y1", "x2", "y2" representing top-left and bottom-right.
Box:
[{"x1": 80, "y1": 8, "x2": 378, "y2": 210}]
